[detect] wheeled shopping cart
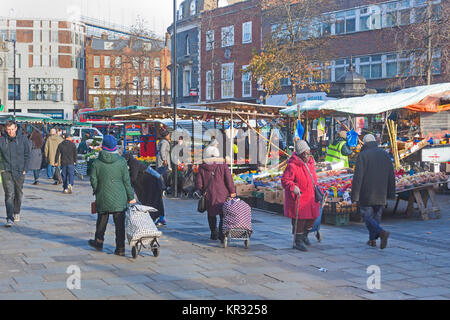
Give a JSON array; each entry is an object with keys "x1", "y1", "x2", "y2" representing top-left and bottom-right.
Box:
[
  {"x1": 222, "y1": 198, "x2": 253, "y2": 249},
  {"x1": 126, "y1": 204, "x2": 162, "y2": 259}
]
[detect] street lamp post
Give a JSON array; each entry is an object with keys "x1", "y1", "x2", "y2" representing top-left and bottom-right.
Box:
[
  {"x1": 6, "y1": 39, "x2": 16, "y2": 119},
  {"x1": 172, "y1": 0, "x2": 178, "y2": 197},
  {"x1": 158, "y1": 68, "x2": 162, "y2": 106}
]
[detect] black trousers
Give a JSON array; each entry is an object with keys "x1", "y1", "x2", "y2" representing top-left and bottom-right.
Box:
[
  {"x1": 1, "y1": 171, "x2": 25, "y2": 221},
  {"x1": 94, "y1": 211, "x2": 126, "y2": 249},
  {"x1": 208, "y1": 214, "x2": 224, "y2": 239}
]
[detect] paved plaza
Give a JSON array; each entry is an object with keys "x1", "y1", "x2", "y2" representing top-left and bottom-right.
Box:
[{"x1": 0, "y1": 174, "x2": 449, "y2": 300}]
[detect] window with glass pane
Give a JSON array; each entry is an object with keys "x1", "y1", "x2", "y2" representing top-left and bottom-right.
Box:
[
  {"x1": 221, "y1": 26, "x2": 234, "y2": 47},
  {"x1": 93, "y1": 97, "x2": 100, "y2": 107},
  {"x1": 206, "y1": 30, "x2": 214, "y2": 50},
  {"x1": 183, "y1": 69, "x2": 191, "y2": 96},
  {"x1": 371, "y1": 64, "x2": 382, "y2": 78},
  {"x1": 104, "y1": 76, "x2": 111, "y2": 89},
  {"x1": 154, "y1": 58, "x2": 160, "y2": 68},
  {"x1": 386, "y1": 62, "x2": 398, "y2": 77},
  {"x1": 115, "y1": 76, "x2": 121, "y2": 88},
  {"x1": 360, "y1": 15, "x2": 370, "y2": 31},
  {"x1": 335, "y1": 67, "x2": 345, "y2": 80},
  {"x1": 399, "y1": 60, "x2": 411, "y2": 76},
  {"x1": 115, "y1": 56, "x2": 121, "y2": 68},
  {"x1": 221, "y1": 63, "x2": 234, "y2": 98},
  {"x1": 385, "y1": 12, "x2": 398, "y2": 27},
  {"x1": 371, "y1": 55, "x2": 382, "y2": 62},
  {"x1": 400, "y1": 9, "x2": 411, "y2": 25},
  {"x1": 335, "y1": 20, "x2": 345, "y2": 34},
  {"x1": 432, "y1": 57, "x2": 441, "y2": 75},
  {"x1": 8, "y1": 78, "x2": 20, "y2": 100},
  {"x1": 346, "y1": 17, "x2": 356, "y2": 33},
  {"x1": 360, "y1": 65, "x2": 371, "y2": 79},
  {"x1": 104, "y1": 56, "x2": 110, "y2": 68},
  {"x1": 431, "y1": 4, "x2": 442, "y2": 20},
  {"x1": 242, "y1": 67, "x2": 251, "y2": 97},
  {"x1": 116, "y1": 97, "x2": 122, "y2": 108},
  {"x1": 104, "y1": 97, "x2": 111, "y2": 108},
  {"x1": 242, "y1": 22, "x2": 252, "y2": 44},
  {"x1": 415, "y1": 7, "x2": 426, "y2": 23},
  {"x1": 94, "y1": 56, "x2": 100, "y2": 68},
  {"x1": 94, "y1": 75, "x2": 100, "y2": 88}
]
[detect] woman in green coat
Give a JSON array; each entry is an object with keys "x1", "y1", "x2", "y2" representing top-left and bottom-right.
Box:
[{"x1": 88, "y1": 135, "x2": 136, "y2": 256}]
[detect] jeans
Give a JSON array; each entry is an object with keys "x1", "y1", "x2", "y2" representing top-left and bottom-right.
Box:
[
  {"x1": 47, "y1": 164, "x2": 56, "y2": 179},
  {"x1": 33, "y1": 169, "x2": 41, "y2": 182},
  {"x1": 61, "y1": 165, "x2": 75, "y2": 190},
  {"x1": 94, "y1": 211, "x2": 126, "y2": 250},
  {"x1": 1, "y1": 172, "x2": 25, "y2": 221},
  {"x1": 208, "y1": 214, "x2": 224, "y2": 240},
  {"x1": 360, "y1": 206, "x2": 384, "y2": 241}
]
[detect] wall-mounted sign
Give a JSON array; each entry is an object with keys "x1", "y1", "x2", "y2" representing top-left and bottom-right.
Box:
[
  {"x1": 29, "y1": 78, "x2": 64, "y2": 101},
  {"x1": 189, "y1": 88, "x2": 198, "y2": 97}
]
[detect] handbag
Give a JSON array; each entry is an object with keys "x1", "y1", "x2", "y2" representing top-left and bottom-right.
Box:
[
  {"x1": 301, "y1": 159, "x2": 324, "y2": 203},
  {"x1": 91, "y1": 202, "x2": 97, "y2": 214},
  {"x1": 197, "y1": 167, "x2": 218, "y2": 213}
]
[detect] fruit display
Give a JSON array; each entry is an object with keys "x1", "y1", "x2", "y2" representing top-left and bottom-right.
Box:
[
  {"x1": 316, "y1": 169, "x2": 354, "y2": 197},
  {"x1": 396, "y1": 172, "x2": 449, "y2": 190}
]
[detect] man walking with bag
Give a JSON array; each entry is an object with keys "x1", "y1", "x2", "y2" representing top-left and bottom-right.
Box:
[
  {"x1": 351, "y1": 134, "x2": 396, "y2": 249},
  {"x1": 0, "y1": 121, "x2": 31, "y2": 227},
  {"x1": 44, "y1": 128, "x2": 63, "y2": 184},
  {"x1": 54, "y1": 134, "x2": 77, "y2": 194}
]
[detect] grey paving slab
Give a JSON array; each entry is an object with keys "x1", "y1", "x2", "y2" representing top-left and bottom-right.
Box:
[{"x1": 1, "y1": 176, "x2": 450, "y2": 299}]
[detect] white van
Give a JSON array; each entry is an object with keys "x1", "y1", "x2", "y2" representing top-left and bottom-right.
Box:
[{"x1": 70, "y1": 127, "x2": 103, "y2": 147}]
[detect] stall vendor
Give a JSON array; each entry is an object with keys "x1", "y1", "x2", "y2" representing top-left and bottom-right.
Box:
[{"x1": 325, "y1": 131, "x2": 353, "y2": 167}]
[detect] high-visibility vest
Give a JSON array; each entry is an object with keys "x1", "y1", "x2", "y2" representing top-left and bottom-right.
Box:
[{"x1": 325, "y1": 141, "x2": 349, "y2": 167}]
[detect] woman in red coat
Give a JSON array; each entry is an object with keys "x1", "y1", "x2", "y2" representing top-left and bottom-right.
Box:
[
  {"x1": 196, "y1": 141, "x2": 236, "y2": 242},
  {"x1": 281, "y1": 140, "x2": 320, "y2": 251}
]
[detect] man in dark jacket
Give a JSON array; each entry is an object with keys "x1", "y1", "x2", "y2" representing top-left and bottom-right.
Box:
[
  {"x1": 55, "y1": 134, "x2": 77, "y2": 194},
  {"x1": 0, "y1": 121, "x2": 31, "y2": 227},
  {"x1": 351, "y1": 134, "x2": 396, "y2": 249}
]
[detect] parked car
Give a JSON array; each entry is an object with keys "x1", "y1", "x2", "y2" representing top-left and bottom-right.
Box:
[{"x1": 70, "y1": 126, "x2": 104, "y2": 147}]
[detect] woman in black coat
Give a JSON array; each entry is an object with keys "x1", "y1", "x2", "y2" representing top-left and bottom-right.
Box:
[{"x1": 124, "y1": 154, "x2": 165, "y2": 223}]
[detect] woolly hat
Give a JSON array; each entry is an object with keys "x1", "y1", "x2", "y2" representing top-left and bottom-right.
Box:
[
  {"x1": 204, "y1": 146, "x2": 220, "y2": 159},
  {"x1": 363, "y1": 134, "x2": 376, "y2": 144},
  {"x1": 160, "y1": 130, "x2": 170, "y2": 138},
  {"x1": 295, "y1": 140, "x2": 310, "y2": 156},
  {"x1": 102, "y1": 135, "x2": 117, "y2": 152}
]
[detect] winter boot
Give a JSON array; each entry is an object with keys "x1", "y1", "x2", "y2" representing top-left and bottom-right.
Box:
[
  {"x1": 303, "y1": 230, "x2": 312, "y2": 246},
  {"x1": 379, "y1": 230, "x2": 390, "y2": 249},
  {"x1": 210, "y1": 229, "x2": 219, "y2": 241},
  {"x1": 88, "y1": 239, "x2": 103, "y2": 251},
  {"x1": 294, "y1": 234, "x2": 308, "y2": 252},
  {"x1": 114, "y1": 248, "x2": 125, "y2": 256}
]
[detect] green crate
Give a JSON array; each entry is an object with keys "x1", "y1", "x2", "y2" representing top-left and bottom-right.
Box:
[
  {"x1": 323, "y1": 213, "x2": 349, "y2": 226},
  {"x1": 252, "y1": 191, "x2": 265, "y2": 199}
]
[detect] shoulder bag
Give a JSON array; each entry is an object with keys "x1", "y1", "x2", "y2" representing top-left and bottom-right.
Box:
[
  {"x1": 197, "y1": 167, "x2": 218, "y2": 213},
  {"x1": 301, "y1": 159, "x2": 324, "y2": 203}
]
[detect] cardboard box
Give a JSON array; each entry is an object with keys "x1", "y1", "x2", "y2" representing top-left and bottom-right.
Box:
[
  {"x1": 273, "y1": 190, "x2": 284, "y2": 204},
  {"x1": 264, "y1": 189, "x2": 277, "y2": 203},
  {"x1": 235, "y1": 183, "x2": 255, "y2": 196}
]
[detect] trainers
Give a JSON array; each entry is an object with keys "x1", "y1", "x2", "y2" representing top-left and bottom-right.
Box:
[
  {"x1": 63, "y1": 189, "x2": 69, "y2": 194},
  {"x1": 156, "y1": 217, "x2": 166, "y2": 227},
  {"x1": 5, "y1": 219, "x2": 13, "y2": 228},
  {"x1": 33, "y1": 181, "x2": 39, "y2": 185},
  {"x1": 13, "y1": 214, "x2": 20, "y2": 222},
  {"x1": 88, "y1": 239, "x2": 103, "y2": 251},
  {"x1": 68, "y1": 185, "x2": 73, "y2": 194},
  {"x1": 379, "y1": 230, "x2": 390, "y2": 250},
  {"x1": 367, "y1": 240, "x2": 377, "y2": 247}
]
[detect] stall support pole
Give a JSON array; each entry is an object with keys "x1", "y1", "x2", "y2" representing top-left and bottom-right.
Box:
[
  {"x1": 192, "y1": 119, "x2": 194, "y2": 162},
  {"x1": 230, "y1": 109, "x2": 234, "y2": 175}
]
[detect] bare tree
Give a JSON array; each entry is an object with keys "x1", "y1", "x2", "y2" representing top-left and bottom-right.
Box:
[
  {"x1": 247, "y1": 0, "x2": 336, "y2": 101},
  {"x1": 389, "y1": 0, "x2": 449, "y2": 89}
]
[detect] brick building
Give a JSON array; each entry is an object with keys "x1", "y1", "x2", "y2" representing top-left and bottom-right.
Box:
[
  {"x1": 168, "y1": 0, "x2": 247, "y2": 107},
  {"x1": 260, "y1": 0, "x2": 448, "y2": 105},
  {"x1": 0, "y1": 18, "x2": 86, "y2": 119},
  {"x1": 85, "y1": 36, "x2": 170, "y2": 109},
  {"x1": 200, "y1": 0, "x2": 261, "y2": 103}
]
